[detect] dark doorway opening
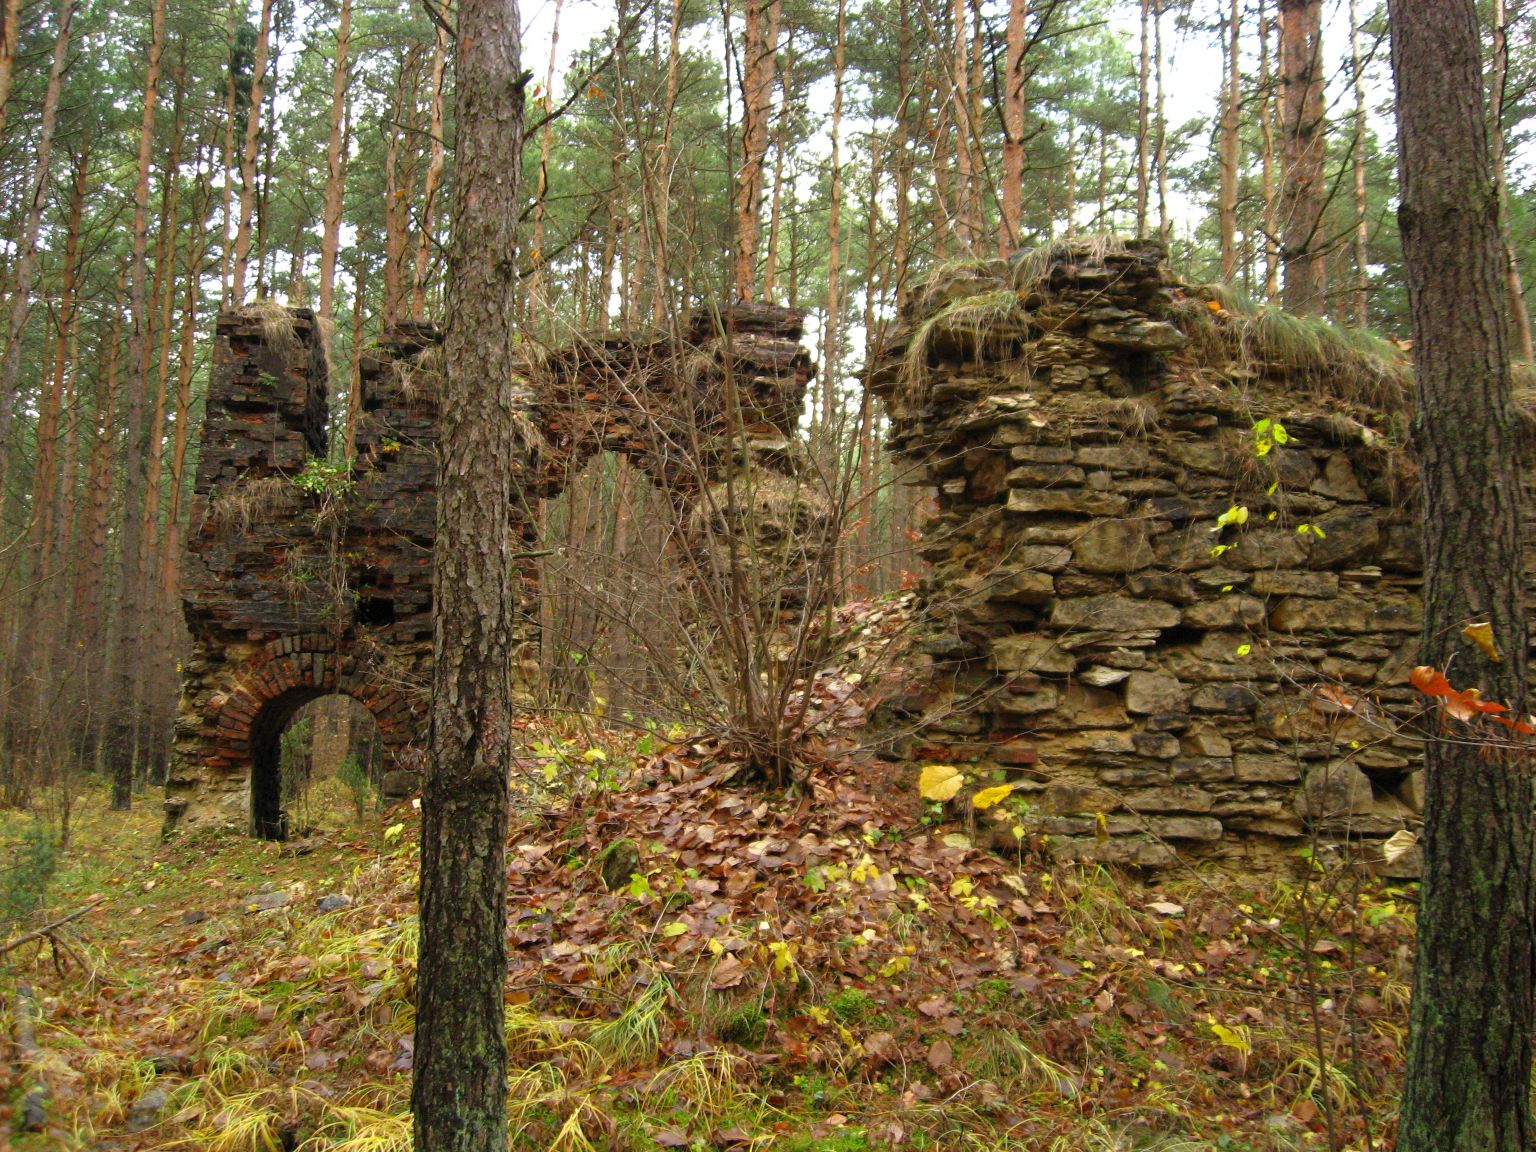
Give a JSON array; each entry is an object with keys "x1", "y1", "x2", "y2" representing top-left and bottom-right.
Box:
[{"x1": 249, "y1": 690, "x2": 383, "y2": 840}]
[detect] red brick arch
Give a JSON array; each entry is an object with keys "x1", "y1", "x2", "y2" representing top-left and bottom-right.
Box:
[{"x1": 208, "y1": 634, "x2": 418, "y2": 765}]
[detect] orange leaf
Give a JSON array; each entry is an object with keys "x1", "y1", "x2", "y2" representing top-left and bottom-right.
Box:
[{"x1": 1410, "y1": 665, "x2": 1510, "y2": 720}]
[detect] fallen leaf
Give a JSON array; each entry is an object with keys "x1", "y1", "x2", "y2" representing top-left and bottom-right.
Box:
[
  {"x1": 1382, "y1": 828, "x2": 1418, "y2": 864},
  {"x1": 709, "y1": 954, "x2": 748, "y2": 989},
  {"x1": 1463, "y1": 621, "x2": 1501, "y2": 661},
  {"x1": 926, "y1": 1039, "x2": 953, "y2": 1071},
  {"x1": 970, "y1": 784, "x2": 1014, "y2": 810},
  {"x1": 918, "y1": 764, "x2": 965, "y2": 803}
]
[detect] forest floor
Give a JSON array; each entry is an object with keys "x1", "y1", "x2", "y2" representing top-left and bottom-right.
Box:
[{"x1": 0, "y1": 725, "x2": 1414, "y2": 1152}]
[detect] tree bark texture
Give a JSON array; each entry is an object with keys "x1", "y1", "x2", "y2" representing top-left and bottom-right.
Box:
[
  {"x1": 1390, "y1": 0, "x2": 1536, "y2": 1148},
  {"x1": 106, "y1": 0, "x2": 165, "y2": 810},
  {"x1": 410, "y1": 0, "x2": 525, "y2": 1146},
  {"x1": 999, "y1": 0, "x2": 1027, "y2": 255},
  {"x1": 1279, "y1": 0, "x2": 1326, "y2": 314},
  {"x1": 231, "y1": 0, "x2": 272, "y2": 305},
  {"x1": 733, "y1": 0, "x2": 780, "y2": 300}
]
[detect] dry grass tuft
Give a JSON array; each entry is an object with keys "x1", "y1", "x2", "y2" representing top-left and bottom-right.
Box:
[
  {"x1": 208, "y1": 475, "x2": 293, "y2": 536},
  {"x1": 898, "y1": 288, "x2": 1027, "y2": 409},
  {"x1": 1008, "y1": 233, "x2": 1132, "y2": 296},
  {"x1": 237, "y1": 299, "x2": 302, "y2": 352},
  {"x1": 1173, "y1": 286, "x2": 1412, "y2": 412}
]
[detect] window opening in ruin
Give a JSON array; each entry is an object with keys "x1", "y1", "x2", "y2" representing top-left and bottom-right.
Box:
[
  {"x1": 249, "y1": 691, "x2": 383, "y2": 840},
  {"x1": 539, "y1": 450, "x2": 679, "y2": 717}
]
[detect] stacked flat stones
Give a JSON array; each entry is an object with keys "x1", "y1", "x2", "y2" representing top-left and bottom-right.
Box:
[{"x1": 869, "y1": 239, "x2": 1450, "y2": 874}]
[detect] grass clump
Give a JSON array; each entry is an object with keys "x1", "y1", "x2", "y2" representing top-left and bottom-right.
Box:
[
  {"x1": 1174, "y1": 284, "x2": 1413, "y2": 411},
  {"x1": 898, "y1": 288, "x2": 1026, "y2": 408}
]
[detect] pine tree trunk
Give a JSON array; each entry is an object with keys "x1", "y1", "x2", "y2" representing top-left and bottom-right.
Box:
[
  {"x1": 1278, "y1": 0, "x2": 1325, "y2": 314},
  {"x1": 0, "y1": 0, "x2": 75, "y2": 465},
  {"x1": 1349, "y1": 0, "x2": 1369, "y2": 326},
  {"x1": 949, "y1": 0, "x2": 976, "y2": 254},
  {"x1": 1490, "y1": 0, "x2": 1534, "y2": 360},
  {"x1": 161, "y1": 140, "x2": 215, "y2": 623},
  {"x1": 733, "y1": 0, "x2": 781, "y2": 299},
  {"x1": 822, "y1": 0, "x2": 845, "y2": 447},
  {"x1": 1218, "y1": 0, "x2": 1241, "y2": 280},
  {"x1": 219, "y1": 0, "x2": 238, "y2": 303},
  {"x1": 1390, "y1": 0, "x2": 1535, "y2": 1146},
  {"x1": 1259, "y1": 0, "x2": 1279, "y2": 301},
  {"x1": 1136, "y1": 0, "x2": 1150, "y2": 238},
  {"x1": 1153, "y1": 0, "x2": 1168, "y2": 245},
  {"x1": 762, "y1": 34, "x2": 793, "y2": 301},
  {"x1": 345, "y1": 254, "x2": 365, "y2": 460},
  {"x1": 232, "y1": 0, "x2": 272, "y2": 305},
  {"x1": 26, "y1": 131, "x2": 88, "y2": 648},
  {"x1": 317, "y1": 0, "x2": 352, "y2": 329},
  {"x1": 892, "y1": 0, "x2": 912, "y2": 298},
  {"x1": 76, "y1": 279, "x2": 123, "y2": 684},
  {"x1": 0, "y1": 0, "x2": 24, "y2": 145},
  {"x1": 413, "y1": 23, "x2": 448, "y2": 321},
  {"x1": 410, "y1": 0, "x2": 525, "y2": 1143},
  {"x1": 107, "y1": 0, "x2": 167, "y2": 810},
  {"x1": 999, "y1": 0, "x2": 1028, "y2": 256}
]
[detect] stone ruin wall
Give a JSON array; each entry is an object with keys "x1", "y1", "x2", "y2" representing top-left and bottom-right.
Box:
[
  {"x1": 167, "y1": 311, "x2": 444, "y2": 833},
  {"x1": 870, "y1": 239, "x2": 1533, "y2": 876},
  {"x1": 169, "y1": 303, "x2": 816, "y2": 835}
]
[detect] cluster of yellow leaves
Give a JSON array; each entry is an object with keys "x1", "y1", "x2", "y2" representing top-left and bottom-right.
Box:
[{"x1": 917, "y1": 765, "x2": 1015, "y2": 811}]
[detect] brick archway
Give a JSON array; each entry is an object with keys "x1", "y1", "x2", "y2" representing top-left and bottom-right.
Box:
[
  {"x1": 169, "y1": 300, "x2": 816, "y2": 835},
  {"x1": 194, "y1": 635, "x2": 420, "y2": 838}
]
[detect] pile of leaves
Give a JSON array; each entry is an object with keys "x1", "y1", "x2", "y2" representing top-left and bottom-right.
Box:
[{"x1": 0, "y1": 721, "x2": 1418, "y2": 1151}]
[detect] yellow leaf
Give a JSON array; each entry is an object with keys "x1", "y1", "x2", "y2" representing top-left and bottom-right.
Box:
[
  {"x1": 661, "y1": 921, "x2": 689, "y2": 938},
  {"x1": 383, "y1": 823, "x2": 405, "y2": 842},
  {"x1": 707, "y1": 938, "x2": 725, "y2": 957},
  {"x1": 919, "y1": 764, "x2": 966, "y2": 802},
  {"x1": 767, "y1": 940, "x2": 797, "y2": 976},
  {"x1": 1462, "y1": 621, "x2": 1501, "y2": 661},
  {"x1": 971, "y1": 784, "x2": 1015, "y2": 810},
  {"x1": 949, "y1": 875, "x2": 975, "y2": 898},
  {"x1": 1210, "y1": 1022, "x2": 1251, "y2": 1055},
  {"x1": 879, "y1": 955, "x2": 911, "y2": 979}
]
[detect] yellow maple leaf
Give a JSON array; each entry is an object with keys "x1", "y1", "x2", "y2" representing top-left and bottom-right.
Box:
[{"x1": 918, "y1": 764, "x2": 966, "y2": 802}]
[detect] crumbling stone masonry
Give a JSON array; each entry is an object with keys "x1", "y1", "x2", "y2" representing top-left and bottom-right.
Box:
[
  {"x1": 869, "y1": 238, "x2": 1533, "y2": 875},
  {"x1": 168, "y1": 303, "x2": 816, "y2": 836}
]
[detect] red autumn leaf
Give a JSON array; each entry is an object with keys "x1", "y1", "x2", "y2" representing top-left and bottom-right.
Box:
[{"x1": 1409, "y1": 665, "x2": 1510, "y2": 720}]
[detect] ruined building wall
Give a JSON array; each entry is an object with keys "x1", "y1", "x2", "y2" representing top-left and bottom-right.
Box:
[
  {"x1": 170, "y1": 303, "x2": 815, "y2": 835},
  {"x1": 168, "y1": 311, "x2": 442, "y2": 834},
  {"x1": 870, "y1": 239, "x2": 1527, "y2": 874}
]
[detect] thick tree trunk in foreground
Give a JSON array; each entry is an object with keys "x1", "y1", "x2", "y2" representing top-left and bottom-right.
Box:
[
  {"x1": 1390, "y1": 0, "x2": 1536, "y2": 1148},
  {"x1": 410, "y1": 0, "x2": 524, "y2": 1145}
]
